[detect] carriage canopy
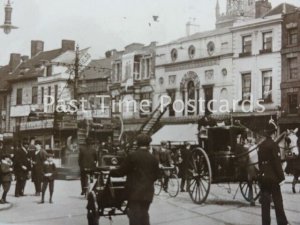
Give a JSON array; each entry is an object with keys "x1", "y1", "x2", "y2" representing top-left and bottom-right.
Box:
[{"x1": 151, "y1": 124, "x2": 198, "y2": 145}]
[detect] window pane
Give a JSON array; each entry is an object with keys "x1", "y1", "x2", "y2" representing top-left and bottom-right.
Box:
[
  {"x1": 262, "y1": 71, "x2": 272, "y2": 101},
  {"x1": 242, "y1": 74, "x2": 251, "y2": 100}
]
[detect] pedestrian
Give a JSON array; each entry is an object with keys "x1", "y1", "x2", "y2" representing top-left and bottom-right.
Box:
[
  {"x1": 14, "y1": 140, "x2": 31, "y2": 197},
  {"x1": 32, "y1": 141, "x2": 48, "y2": 196},
  {"x1": 0, "y1": 154, "x2": 13, "y2": 203},
  {"x1": 110, "y1": 134, "x2": 160, "y2": 225},
  {"x1": 78, "y1": 137, "x2": 97, "y2": 196},
  {"x1": 154, "y1": 141, "x2": 173, "y2": 191},
  {"x1": 39, "y1": 151, "x2": 56, "y2": 204},
  {"x1": 179, "y1": 142, "x2": 192, "y2": 192},
  {"x1": 258, "y1": 121, "x2": 290, "y2": 225}
]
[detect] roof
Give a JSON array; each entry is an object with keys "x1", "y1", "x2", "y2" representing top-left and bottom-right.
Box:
[
  {"x1": 80, "y1": 57, "x2": 112, "y2": 80},
  {"x1": 163, "y1": 27, "x2": 231, "y2": 46},
  {"x1": 264, "y1": 3, "x2": 298, "y2": 17},
  {"x1": 8, "y1": 48, "x2": 64, "y2": 83},
  {"x1": 0, "y1": 65, "x2": 11, "y2": 91},
  {"x1": 151, "y1": 124, "x2": 198, "y2": 145}
]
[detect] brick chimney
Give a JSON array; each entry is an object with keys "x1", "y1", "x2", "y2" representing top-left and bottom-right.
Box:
[
  {"x1": 9, "y1": 53, "x2": 21, "y2": 72},
  {"x1": 61, "y1": 40, "x2": 75, "y2": 52},
  {"x1": 255, "y1": 0, "x2": 272, "y2": 18},
  {"x1": 31, "y1": 40, "x2": 44, "y2": 57},
  {"x1": 21, "y1": 55, "x2": 29, "y2": 62}
]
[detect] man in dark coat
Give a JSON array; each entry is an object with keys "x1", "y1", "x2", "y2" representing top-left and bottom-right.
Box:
[
  {"x1": 31, "y1": 141, "x2": 48, "y2": 196},
  {"x1": 14, "y1": 140, "x2": 31, "y2": 197},
  {"x1": 154, "y1": 141, "x2": 173, "y2": 191},
  {"x1": 78, "y1": 138, "x2": 97, "y2": 195},
  {"x1": 0, "y1": 154, "x2": 13, "y2": 203},
  {"x1": 179, "y1": 142, "x2": 192, "y2": 192},
  {"x1": 110, "y1": 134, "x2": 160, "y2": 225},
  {"x1": 258, "y1": 122, "x2": 289, "y2": 225}
]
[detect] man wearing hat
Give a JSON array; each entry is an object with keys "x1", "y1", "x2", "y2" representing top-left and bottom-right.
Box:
[
  {"x1": 31, "y1": 141, "x2": 48, "y2": 196},
  {"x1": 110, "y1": 134, "x2": 160, "y2": 225},
  {"x1": 258, "y1": 121, "x2": 289, "y2": 225},
  {"x1": 154, "y1": 141, "x2": 173, "y2": 191},
  {"x1": 78, "y1": 137, "x2": 97, "y2": 196},
  {"x1": 14, "y1": 139, "x2": 31, "y2": 197}
]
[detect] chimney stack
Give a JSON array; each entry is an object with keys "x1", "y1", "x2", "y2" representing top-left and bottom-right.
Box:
[
  {"x1": 61, "y1": 40, "x2": 75, "y2": 52},
  {"x1": 21, "y1": 55, "x2": 29, "y2": 62},
  {"x1": 9, "y1": 53, "x2": 21, "y2": 72},
  {"x1": 186, "y1": 22, "x2": 191, "y2": 36},
  {"x1": 31, "y1": 40, "x2": 44, "y2": 57},
  {"x1": 255, "y1": 0, "x2": 272, "y2": 18}
]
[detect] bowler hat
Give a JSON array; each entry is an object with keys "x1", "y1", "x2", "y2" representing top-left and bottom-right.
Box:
[{"x1": 136, "y1": 134, "x2": 152, "y2": 146}]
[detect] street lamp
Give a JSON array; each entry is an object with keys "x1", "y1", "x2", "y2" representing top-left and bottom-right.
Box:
[{"x1": 0, "y1": 0, "x2": 18, "y2": 34}]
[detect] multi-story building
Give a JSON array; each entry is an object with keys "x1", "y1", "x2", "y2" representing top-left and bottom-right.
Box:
[
  {"x1": 7, "y1": 40, "x2": 77, "y2": 165},
  {"x1": 0, "y1": 53, "x2": 22, "y2": 140},
  {"x1": 77, "y1": 51, "x2": 115, "y2": 144},
  {"x1": 154, "y1": 27, "x2": 234, "y2": 123},
  {"x1": 109, "y1": 42, "x2": 156, "y2": 140},
  {"x1": 279, "y1": 6, "x2": 300, "y2": 130},
  {"x1": 231, "y1": 12, "x2": 283, "y2": 132}
]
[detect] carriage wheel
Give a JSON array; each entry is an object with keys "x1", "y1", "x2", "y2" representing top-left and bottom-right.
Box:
[
  {"x1": 167, "y1": 174, "x2": 179, "y2": 197},
  {"x1": 154, "y1": 179, "x2": 162, "y2": 196},
  {"x1": 239, "y1": 181, "x2": 260, "y2": 202},
  {"x1": 188, "y1": 147, "x2": 211, "y2": 204}
]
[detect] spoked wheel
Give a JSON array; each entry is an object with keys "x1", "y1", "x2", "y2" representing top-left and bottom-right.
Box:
[
  {"x1": 188, "y1": 147, "x2": 212, "y2": 204},
  {"x1": 239, "y1": 181, "x2": 260, "y2": 202},
  {"x1": 154, "y1": 179, "x2": 162, "y2": 196},
  {"x1": 167, "y1": 174, "x2": 179, "y2": 197}
]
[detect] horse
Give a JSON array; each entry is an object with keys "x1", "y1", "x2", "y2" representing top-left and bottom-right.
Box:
[
  {"x1": 246, "y1": 129, "x2": 299, "y2": 193},
  {"x1": 278, "y1": 128, "x2": 299, "y2": 193}
]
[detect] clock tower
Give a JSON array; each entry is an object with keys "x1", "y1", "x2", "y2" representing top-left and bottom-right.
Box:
[{"x1": 215, "y1": 0, "x2": 272, "y2": 28}]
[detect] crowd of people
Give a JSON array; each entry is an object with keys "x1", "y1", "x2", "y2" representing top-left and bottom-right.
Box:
[
  {"x1": 0, "y1": 138, "x2": 56, "y2": 204},
  {"x1": 0, "y1": 120, "x2": 296, "y2": 225}
]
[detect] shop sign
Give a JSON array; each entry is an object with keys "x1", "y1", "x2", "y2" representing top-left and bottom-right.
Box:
[{"x1": 20, "y1": 119, "x2": 54, "y2": 131}]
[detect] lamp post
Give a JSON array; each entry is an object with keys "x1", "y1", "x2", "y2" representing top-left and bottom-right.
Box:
[{"x1": 0, "y1": 0, "x2": 18, "y2": 34}]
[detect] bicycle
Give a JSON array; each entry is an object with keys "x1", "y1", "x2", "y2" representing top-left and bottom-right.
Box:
[{"x1": 154, "y1": 166, "x2": 179, "y2": 197}]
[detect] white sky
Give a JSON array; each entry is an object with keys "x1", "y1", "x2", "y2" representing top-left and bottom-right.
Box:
[{"x1": 0, "y1": 0, "x2": 299, "y2": 65}]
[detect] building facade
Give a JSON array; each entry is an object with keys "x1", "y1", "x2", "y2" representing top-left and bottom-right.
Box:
[
  {"x1": 109, "y1": 42, "x2": 156, "y2": 138},
  {"x1": 7, "y1": 40, "x2": 77, "y2": 166},
  {"x1": 231, "y1": 14, "x2": 283, "y2": 132},
  {"x1": 154, "y1": 27, "x2": 234, "y2": 124},
  {"x1": 279, "y1": 7, "x2": 300, "y2": 130}
]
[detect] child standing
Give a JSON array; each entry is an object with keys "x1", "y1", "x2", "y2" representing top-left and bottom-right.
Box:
[{"x1": 40, "y1": 151, "x2": 56, "y2": 204}]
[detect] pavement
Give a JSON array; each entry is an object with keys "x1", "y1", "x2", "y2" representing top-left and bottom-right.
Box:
[{"x1": 0, "y1": 178, "x2": 299, "y2": 225}]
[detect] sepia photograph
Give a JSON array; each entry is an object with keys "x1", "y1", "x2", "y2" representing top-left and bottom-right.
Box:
[{"x1": 0, "y1": 0, "x2": 300, "y2": 224}]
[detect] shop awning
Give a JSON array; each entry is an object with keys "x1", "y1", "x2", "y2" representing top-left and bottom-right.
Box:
[{"x1": 151, "y1": 123, "x2": 198, "y2": 145}]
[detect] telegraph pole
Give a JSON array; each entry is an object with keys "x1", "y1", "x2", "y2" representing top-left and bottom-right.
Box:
[{"x1": 74, "y1": 45, "x2": 80, "y2": 101}]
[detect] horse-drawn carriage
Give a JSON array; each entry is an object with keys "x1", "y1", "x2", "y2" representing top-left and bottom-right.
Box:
[
  {"x1": 184, "y1": 125, "x2": 261, "y2": 204},
  {"x1": 177, "y1": 124, "x2": 299, "y2": 204}
]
